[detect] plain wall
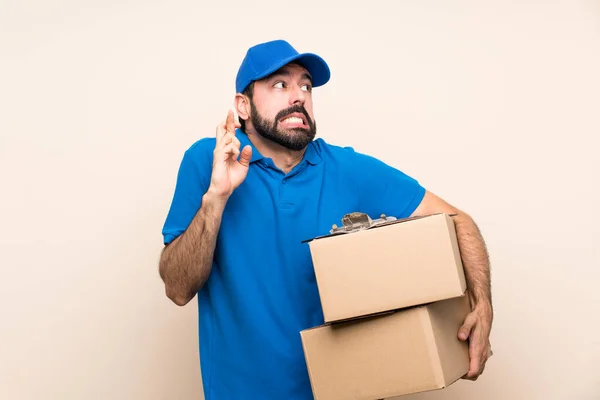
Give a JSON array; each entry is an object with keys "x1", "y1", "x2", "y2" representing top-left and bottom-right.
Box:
[{"x1": 1, "y1": 1, "x2": 599, "y2": 399}]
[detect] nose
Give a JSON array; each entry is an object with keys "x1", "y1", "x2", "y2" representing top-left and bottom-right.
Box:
[{"x1": 289, "y1": 84, "x2": 306, "y2": 105}]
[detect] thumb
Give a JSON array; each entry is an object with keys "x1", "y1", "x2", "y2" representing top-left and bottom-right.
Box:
[
  {"x1": 458, "y1": 312, "x2": 476, "y2": 341},
  {"x1": 238, "y1": 145, "x2": 252, "y2": 168}
]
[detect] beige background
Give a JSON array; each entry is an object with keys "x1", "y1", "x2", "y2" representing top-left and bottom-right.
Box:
[{"x1": 1, "y1": 1, "x2": 599, "y2": 399}]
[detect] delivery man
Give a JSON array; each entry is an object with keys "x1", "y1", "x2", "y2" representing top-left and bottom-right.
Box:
[{"x1": 159, "y1": 39, "x2": 493, "y2": 399}]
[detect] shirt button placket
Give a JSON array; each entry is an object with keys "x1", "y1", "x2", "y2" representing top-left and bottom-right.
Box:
[{"x1": 279, "y1": 177, "x2": 289, "y2": 207}]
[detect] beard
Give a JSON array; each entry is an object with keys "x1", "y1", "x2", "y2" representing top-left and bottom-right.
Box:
[{"x1": 249, "y1": 101, "x2": 317, "y2": 151}]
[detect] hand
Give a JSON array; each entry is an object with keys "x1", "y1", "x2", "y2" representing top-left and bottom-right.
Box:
[
  {"x1": 458, "y1": 302, "x2": 493, "y2": 381},
  {"x1": 208, "y1": 110, "x2": 252, "y2": 200}
]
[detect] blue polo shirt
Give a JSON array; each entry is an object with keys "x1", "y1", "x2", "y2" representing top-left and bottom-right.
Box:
[{"x1": 161, "y1": 129, "x2": 426, "y2": 400}]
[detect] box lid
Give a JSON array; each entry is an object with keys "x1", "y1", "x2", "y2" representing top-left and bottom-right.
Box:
[{"x1": 302, "y1": 212, "x2": 456, "y2": 243}]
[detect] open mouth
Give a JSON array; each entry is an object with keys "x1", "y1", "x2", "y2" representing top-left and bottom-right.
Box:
[{"x1": 279, "y1": 113, "x2": 308, "y2": 129}]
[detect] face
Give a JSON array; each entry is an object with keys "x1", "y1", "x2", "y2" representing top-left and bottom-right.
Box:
[{"x1": 244, "y1": 63, "x2": 317, "y2": 151}]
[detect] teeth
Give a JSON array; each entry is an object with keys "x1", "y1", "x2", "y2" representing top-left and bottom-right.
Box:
[{"x1": 283, "y1": 117, "x2": 303, "y2": 124}]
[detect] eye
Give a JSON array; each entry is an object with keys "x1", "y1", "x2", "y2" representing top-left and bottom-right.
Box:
[
  {"x1": 301, "y1": 84, "x2": 312, "y2": 92},
  {"x1": 273, "y1": 81, "x2": 285, "y2": 89}
]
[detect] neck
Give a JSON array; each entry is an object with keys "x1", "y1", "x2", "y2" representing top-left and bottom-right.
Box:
[{"x1": 246, "y1": 130, "x2": 305, "y2": 174}]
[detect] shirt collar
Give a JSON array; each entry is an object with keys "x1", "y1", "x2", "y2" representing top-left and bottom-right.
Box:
[
  {"x1": 303, "y1": 140, "x2": 322, "y2": 165},
  {"x1": 236, "y1": 129, "x2": 264, "y2": 163},
  {"x1": 235, "y1": 129, "x2": 322, "y2": 166}
]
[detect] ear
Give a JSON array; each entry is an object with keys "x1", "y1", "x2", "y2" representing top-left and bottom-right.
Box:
[{"x1": 235, "y1": 93, "x2": 250, "y2": 122}]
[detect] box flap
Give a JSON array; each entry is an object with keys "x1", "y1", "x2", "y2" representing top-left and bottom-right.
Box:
[{"x1": 304, "y1": 309, "x2": 398, "y2": 328}]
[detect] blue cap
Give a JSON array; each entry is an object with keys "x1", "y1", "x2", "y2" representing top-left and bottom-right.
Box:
[{"x1": 235, "y1": 40, "x2": 331, "y2": 94}]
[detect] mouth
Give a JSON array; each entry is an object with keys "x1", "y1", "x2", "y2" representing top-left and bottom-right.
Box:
[{"x1": 279, "y1": 112, "x2": 309, "y2": 129}]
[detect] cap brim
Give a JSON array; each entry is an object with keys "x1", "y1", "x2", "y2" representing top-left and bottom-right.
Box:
[{"x1": 253, "y1": 53, "x2": 331, "y2": 88}]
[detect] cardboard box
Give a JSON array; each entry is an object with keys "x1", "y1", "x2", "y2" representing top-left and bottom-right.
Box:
[
  {"x1": 300, "y1": 295, "x2": 471, "y2": 400},
  {"x1": 306, "y1": 213, "x2": 467, "y2": 322}
]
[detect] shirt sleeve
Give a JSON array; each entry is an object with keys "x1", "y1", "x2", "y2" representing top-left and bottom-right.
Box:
[
  {"x1": 161, "y1": 139, "x2": 214, "y2": 245},
  {"x1": 349, "y1": 149, "x2": 426, "y2": 219}
]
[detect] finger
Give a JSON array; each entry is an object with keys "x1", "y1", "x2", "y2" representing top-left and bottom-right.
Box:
[
  {"x1": 466, "y1": 326, "x2": 486, "y2": 380},
  {"x1": 466, "y1": 351, "x2": 482, "y2": 380},
  {"x1": 238, "y1": 145, "x2": 252, "y2": 167},
  {"x1": 221, "y1": 143, "x2": 240, "y2": 161},
  {"x1": 214, "y1": 139, "x2": 238, "y2": 160},
  {"x1": 216, "y1": 120, "x2": 227, "y2": 142},
  {"x1": 216, "y1": 132, "x2": 236, "y2": 151},
  {"x1": 458, "y1": 312, "x2": 477, "y2": 341},
  {"x1": 226, "y1": 110, "x2": 236, "y2": 133}
]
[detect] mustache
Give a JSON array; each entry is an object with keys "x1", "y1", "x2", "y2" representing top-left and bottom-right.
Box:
[{"x1": 274, "y1": 104, "x2": 311, "y2": 124}]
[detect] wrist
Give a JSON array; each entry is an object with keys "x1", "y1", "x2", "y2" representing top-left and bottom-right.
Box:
[
  {"x1": 473, "y1": 300, "x2": 493, "y2": 320},
  {"x1": 203, "y1": 188, "x2": 229, "y2": 211}
]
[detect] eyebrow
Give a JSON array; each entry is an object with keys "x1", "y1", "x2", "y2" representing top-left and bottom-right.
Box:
[{"x1": 302, "y1": 72, "x2": 313, "y2": 83}]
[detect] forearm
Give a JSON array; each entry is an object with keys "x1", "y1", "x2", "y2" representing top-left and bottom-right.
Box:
[
  {"x1": 159, "y1": 191, "x2": 226, "y2": 306},
  {"x1": 454, "y1": 213, "x2": 493, "y2": 314}
]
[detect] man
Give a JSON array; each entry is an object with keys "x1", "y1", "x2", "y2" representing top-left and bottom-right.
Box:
[{"x1": 159, "y1": 39, "x2": 493, "y2": 399}]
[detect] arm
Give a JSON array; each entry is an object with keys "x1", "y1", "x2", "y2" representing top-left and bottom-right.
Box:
[
  {"x1": 159, "y1": 110, "x2": 252, "y2": 306},
  {"x1": 159, "y1": 191, "x2": 226, "y2": 306},
  {"x1": 411, "y1": 190, "x2": 493, "y2": 380}
]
